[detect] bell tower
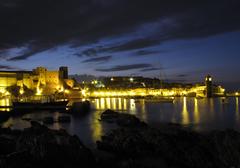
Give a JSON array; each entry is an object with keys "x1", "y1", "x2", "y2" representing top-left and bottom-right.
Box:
[{"x1": 205, "y1": 75, "x2": 213, "y2": 98}]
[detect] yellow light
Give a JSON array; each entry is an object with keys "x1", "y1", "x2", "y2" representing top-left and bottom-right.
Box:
[
  {"x1": 81, "y1": 89, "x2": 86, "y2": 97},
  {"x1": 64, "y1": 89, "x2": 70, "y2": 94},
  {"x1": 5, "y1": 91, "x2": 10, "y2": 96},
  {"x1": 111, "y1": 78, "x2": 114, "y2": 81},
  {"x1": 236, "y1": 92, "x2": 239, "y2": 96},
  {"x1": 19, "y1": 88, "x2": 24, "y2": 95},
  {"x1": 129, "y1": 78, "x2": 134, "y2": 82},
  {"x1": 59, "y1": 86, "x2": 64, "y2": 92},
  {"x1": 36, "y1": 88, "x2": 42, "y2": 96}
]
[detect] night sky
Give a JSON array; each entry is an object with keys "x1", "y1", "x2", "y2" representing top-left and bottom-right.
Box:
[{"x1": 0, "y1": 0, "x2": 240, "y2": 89}]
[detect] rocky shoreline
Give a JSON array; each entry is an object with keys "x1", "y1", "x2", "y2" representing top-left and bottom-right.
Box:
[{"x1": 1, "y1": 110, "x2": 240, "y2": 168}]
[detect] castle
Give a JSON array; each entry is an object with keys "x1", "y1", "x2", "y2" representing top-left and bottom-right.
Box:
[{"x1": 0, "y1": 66, "x2": 74, "y2": 96}]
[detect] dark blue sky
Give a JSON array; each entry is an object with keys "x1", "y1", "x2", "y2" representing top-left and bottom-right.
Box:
[{"x1": 0, "y1": 0, "x2": 240, "y2": 89}]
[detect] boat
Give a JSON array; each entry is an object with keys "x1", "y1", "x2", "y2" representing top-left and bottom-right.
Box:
[{"x1": 12, "y1": 100, "x2": 69, "y2": 110}]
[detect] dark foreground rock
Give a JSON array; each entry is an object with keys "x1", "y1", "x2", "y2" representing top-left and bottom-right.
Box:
[
  {"x1": 58, "y1": 115, "x2": 71, "y2": 123},
  {"x1": 97, "y1": 111, "x2": 240, "y2": 168},
  {"x1": 0, "y1": 121, "x2": 96, "y2": 168},
  {"x1": 2, "y1": 110, "x2": 240, "y2": 168},
  {"x1": 100, "y1": 109, "x2": 146, "y2": 127}
]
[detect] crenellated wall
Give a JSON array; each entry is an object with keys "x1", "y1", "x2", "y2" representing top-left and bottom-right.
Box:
[{"x1": 0, "y1": 66, "x2": 70, "y2": 95}]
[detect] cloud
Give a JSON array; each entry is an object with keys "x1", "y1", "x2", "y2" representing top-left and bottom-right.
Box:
[
  {"x1": 105, "y1": 39, "x2": 160, "y2": 52},
  {"x1": 135, "y1": 50, "x2": 164, "y2": 56},
  {"x1": 0, "y1": 65, "x2": 18, "y2": 70},
  {"x1": 82, "y1": 56, "x2": 112, "y2": 63},
  {"x1": 0, "y1": 0, "x2": 240, "y2": 60},
  {"x1": 96, "y1": 63, "x2": 152, "y2": 72},
  {"x1": 78, "y1": 39, "x2": 161, "y2": 56},
  {"x1": 78, "y1": 48, "x2": 99, "y2": 57},
  {"x1": 140, "y1": 67, "x2": 162, "y2": 72},
  {"x1": 7, "y1": 42, "x2": 54, "y2": 61}
]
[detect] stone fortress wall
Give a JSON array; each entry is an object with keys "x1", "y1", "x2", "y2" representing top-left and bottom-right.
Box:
[{"x1": 0, "y1": 66, "x2": 73, "y2": 95}]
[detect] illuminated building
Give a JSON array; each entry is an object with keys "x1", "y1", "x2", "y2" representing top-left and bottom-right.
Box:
[
  {"x1": 86, "y1": 75, "x2": 225, "y2": 98},
  {"x1": 0, "y1": 66, "x2": 74, "y2": 96}
]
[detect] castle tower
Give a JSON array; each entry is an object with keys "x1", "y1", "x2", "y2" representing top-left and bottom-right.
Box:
[
  {"x1": 205, "y1": 75, "x2": 213, "y2": 98},
  {"x1": 59, "y1": 66, "x2": 68, "y2": 79}
]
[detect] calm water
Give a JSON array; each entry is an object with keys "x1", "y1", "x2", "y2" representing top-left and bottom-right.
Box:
[{"x1": 1, "y1": 97, "x2": 240, "y2": 147}]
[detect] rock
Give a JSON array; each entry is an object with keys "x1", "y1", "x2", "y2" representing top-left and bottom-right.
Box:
[
  {"x1": 58, "y1": 115, "x2": 71, "y2": 123},
  {"x1": 21, "y1": 117, "x2": 32, "y2": 121},
  {"x1": 42, "y1": 116, "x2": 54, "y2": 124},
  {"x1": 100, "y1": 109, "x2": 146, "y2": 127},
  {"x1": 0, "y1": 121, "x2": 96, "y2": 168},
  {"x1": 0, "y1": 135, "x2": 16, "y2": 155},
  {"x1": 97, "y1": 118, "x2": 240, "y2": 168},
  {"x1": 15, "y1": 122, "x2": 95, "y2": 168}
]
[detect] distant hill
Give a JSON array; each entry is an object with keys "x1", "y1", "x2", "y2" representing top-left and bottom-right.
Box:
[{"x1": 69, "y1": 74, "x2": 97, "y2": 83}]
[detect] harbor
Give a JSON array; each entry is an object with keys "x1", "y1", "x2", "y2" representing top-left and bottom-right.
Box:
[
  {"x1": 1, "y1": 0, "x2": 240, "y2": 167},
  {"x1": 0, "y1": 97, "x2": 239, "y2": 146}
]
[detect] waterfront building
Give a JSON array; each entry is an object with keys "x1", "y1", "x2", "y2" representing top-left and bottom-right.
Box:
[
  {"x1": 88, "y1": 75, "x2": 225, "y2": 98},
  {"x1": 0, "y1": 66, "x2": 74, "y2": 96}
]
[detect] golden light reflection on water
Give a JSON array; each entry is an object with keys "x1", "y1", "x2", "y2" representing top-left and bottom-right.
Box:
[
  {"x1": 118, "y1": 98, "x2": 122, "y2": 109},
  {"x1": 139, "y1": 99, "x2": 147, "y2": 121},
  {"x1": 129, "y1": 99, "x2": 136, "y2": 114},
  {"x1": 182, "y1": 97, "x2": 189, "y2": 124},
  {"x1": 96, "y1": 99, "x2": 100, "y2": 109},
  {"x1": 194, "y1": 98, "x2": 200, "y2": 123},
  {"x1": 91, "y1": 111, "x2": 102, "y2": 142},
  {"x1": 94, "y1": 97, "x2": 134, "y2": 112},
  {"x1": 112, "y1": 98, "x2": 116, "y2": 110},
  {"x1": 210, "y1": 98, "x2": 214, "y2": 112},
  {"x1": 123, "y1": 99, "x2": 127, "y2": 110},
  {"x1": 236, "y1": 97, "x2": 239, "y2": 122},
  {"x1": 0, "y1": 98, "x2": 11, "y2": 111},
  {"x1": 106, "y1": 98, "x2": 111, "y2": 109},
  {"x1": 236, "y1": 97, "x2": 239, "y2": 113},
  {"x1": 100, "y1": 98, "x2": 105, "y2": 109}
]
